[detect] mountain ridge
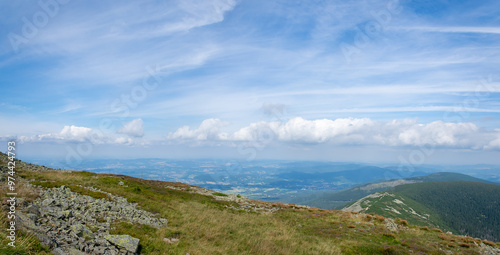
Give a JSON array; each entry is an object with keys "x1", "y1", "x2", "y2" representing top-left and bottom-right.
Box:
[
  {"x1": 288, "y1": 172, "x2": 495, "y2": 210},
  {"x1": 342, "y1": 181, "x2": 500, "y2": 242},
  {"x1": 2, "y1": 153, "x2": 500, "y2": 254}
]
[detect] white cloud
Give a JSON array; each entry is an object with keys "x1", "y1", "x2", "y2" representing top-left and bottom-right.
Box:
[
  {"x1": 275, "y1": 117, "x2": 374, "y2": 143},
  {"x1": 167, "y1": 117, "x2": 500, "y2": 150},
  {"x1": 22, "y1": 125, "x2": 93, "y2": 142},
  {"x1": 118, "y1": 119, "x2": 144, "y2": 137},
  {"x1": 485, "y1": 129, "x2": 500, "y2": 150},
  {"x1": 113, "y1": 137, "x2": 134, "y2": 145},
  {"x1": 19, "y1": 124, "x2": 143, "y2": 146},
  {"x1": 168, "y1": 118, "x2": 229, "y2": 140}
]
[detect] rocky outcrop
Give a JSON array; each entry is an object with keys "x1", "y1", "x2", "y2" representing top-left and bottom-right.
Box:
[
  {"x1": 384, "y1": 218, "x2": 398, "y2": 232},
  {"x1": 17, "y1": 185, "x2": 168, "y2": 254},
  {"x1": 480, "y1": 242, "x2": 500, "y2": 255}
]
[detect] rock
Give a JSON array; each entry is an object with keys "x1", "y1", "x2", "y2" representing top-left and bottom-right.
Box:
[
  {"x1": 384, "y1": 218, "x2": 398, "y2": 232},
  {"x1": 17, "y1": 212, "x2": 39, "y2": 231},
  {"x1": 163, "y1": 237, "x2": 179, "y2": 244},
  {"x1": 17, "y1": 197, "x2": 29, "y2": 208},
  {"x1": 59, "y1": 210, "x2": 72, "y2": 219},
  {"x1": 35, "y1": 232, "x2": 56, "y2": 248},
  {"x1": 66, "y1": 248, "x2": 87, "y2": 255},
  {"x1": 42, "y1": 199, "x2": 56, "y2": 207},
  {"x1": 480, "y1": 242, "x2": 500, "y2": 255},
  {"x1": 159, "y1": 218, "x2": 168, "y2": 225},
  {"x1": 51, "y1": 248, "x2": 67, "y2": 255},
  {"x1": 70, "y1": 223, "x2": 95, "y2": 240},
  {"x1": 26, "y1": 204, "x2": 41, "y2": 215},
  {"x1": 118, "y1": 181, "x2": 124, "y2": 186},
  {"x1": 22, "y1": 185, "x2": 167, "y2": 253},
  {"x1": 105, "y1": 235, "x2": 140, "y2": 253}
]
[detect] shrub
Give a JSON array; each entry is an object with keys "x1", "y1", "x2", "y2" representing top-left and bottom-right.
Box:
[
  {"x1": 438, "y1": 233, "x2": 454, "y2": 242},
  {"x1": 459, "y1": 242, "x2": 473, "y2": 248},
  {"x1": 380, "y1": 245, "x2": 398, "y2": 255},
  {"x1": 395, "y1": 218, "x2": 408, "y2": 226},
  {"x1": 431, "y1": 228, "x2": 443, "y2": 233},
  {"x1": 459, "y1": 236, "x2": 475, "y2": 243},
  {"x1": 420, "y1": 226, "x2": 430, "y2": 231},
  {"x1": 212, "y1": 192, "x2": 228, "y2": 197},
  {"x1": 482, "y1": 240, "x2": 496, "y2": 247},
  {"x1": 382, "y1": 232, "x2": 397, "y2": 239},
  {"x1": 374, "y1": 215, "x2": 385, "y2": 223}
]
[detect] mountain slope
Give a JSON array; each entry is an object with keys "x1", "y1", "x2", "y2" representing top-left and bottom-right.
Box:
[
  {"x1": 343, "y1": 181, "x2": 500, "y2": 242},
  {"x1": 2, "y1": 153, "x2": 499, "y2": 254},
  {"x1": 290, "y1": 172, "x2": 493, "y2": 210}
]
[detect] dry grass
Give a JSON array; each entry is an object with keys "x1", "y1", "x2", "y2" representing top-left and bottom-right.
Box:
[
  {"x1": 0, "y1": 181, "x2": 50, "y2": 254},
  {"x1": 395, "y1": 218, "x2": 408, "y2": 226},
  {"x1": 459, "y1": 242, "x2": 473, "y2": 248},
  {"x1": 438, "y1": 233, "x2": 455, "y2": 242},
  {"x1": 5, "y1": 155, "x2": 495, "y2": 255},
  {"x1": 482, "y1": 240, "x2": 496, "y2": 246}
]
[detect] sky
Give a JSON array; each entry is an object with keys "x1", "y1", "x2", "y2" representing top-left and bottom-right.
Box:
[{"x1": 1, "y1": 0, "x2": 500, "y2": 167}]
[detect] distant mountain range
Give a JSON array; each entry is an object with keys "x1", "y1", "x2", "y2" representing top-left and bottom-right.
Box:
[{"x1": 342, "y1": 180, "x2": 500, "y2": 242}]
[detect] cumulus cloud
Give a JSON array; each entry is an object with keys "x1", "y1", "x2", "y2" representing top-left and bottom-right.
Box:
[
  {"x1": 20, "y1": 125, "x2": 93, "y2": 143},
  {"x1": 168, "y1": 118, "x2": 230, "y2": 140},
  {"x1": 167, "y1": 117, "x2": 500, "y2": 150},
  {"x1": 118, "y1": 119, "x2": 144, "y2": 137},
  {"x1": 19, "y1": 125, "x2": 143, "y2": 146},
  {"x1": 59, "y1": 125, "x2": 93, "y2": 141},
  {"x1": 485, "y1": 129, "x2": 500, "y2": 149}
]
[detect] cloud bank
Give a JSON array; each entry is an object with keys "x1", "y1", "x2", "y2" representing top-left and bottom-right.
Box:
[{"x1": 168, "y1": 117, "x2": 500, "y2": 150}]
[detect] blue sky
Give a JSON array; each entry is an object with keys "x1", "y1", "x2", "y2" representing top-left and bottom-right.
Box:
[{"x1": 1, "y1": 0, "x2": 500, "y2": 166}]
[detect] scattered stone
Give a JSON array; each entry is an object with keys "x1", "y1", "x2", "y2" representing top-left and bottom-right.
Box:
[
  {"x1": 163, "y1": 237, "x2": 180, "y2": 244},
  {"x1": 15, "y1": 185, "x2": 168, "y2": 254},
  {"x1": 480, "y1": 242, "x2": 500, "y2": 255}
]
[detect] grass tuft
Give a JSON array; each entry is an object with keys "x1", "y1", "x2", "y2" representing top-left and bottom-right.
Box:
[{"x1": 212, "y1": 192, "x2": 228, "y2": 197}]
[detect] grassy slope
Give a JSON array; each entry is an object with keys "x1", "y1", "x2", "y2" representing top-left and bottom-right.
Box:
[
  {"x1": 295, "y1": 172, "x2": 492, "y2": 210},
  {"x1": 1, "y1": 155, "x2": 498, "y2": 254},
  {"x1": 351, "y1": 181, "x2": 500, "y2": 242},
  {"x1": 360, "y1": 193, "x2": 451, "y2": 230},
  {"x1": 392, "y1": 181, "x2": 500, "y2": 242}
]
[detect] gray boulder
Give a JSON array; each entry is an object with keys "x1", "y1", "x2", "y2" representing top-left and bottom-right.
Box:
[
  {"x1": 105, "y1": 235, "x2": 140, "y2": 253},
  {"x1": 70, "y1": 223, "x2": 95, "y2": 240}
]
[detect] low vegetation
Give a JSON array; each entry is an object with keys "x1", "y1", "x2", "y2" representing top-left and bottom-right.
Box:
[
  {"x1": 1, "y1": 154, "x2": 499, "y2": 254},
  {"x1": 392, "y1": 181, "x2": 500, "y2": 242}
]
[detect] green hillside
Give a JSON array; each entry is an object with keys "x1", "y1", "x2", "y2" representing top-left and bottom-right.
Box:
[
  {"x1": 290, "y1": 172, "x2": 489, "y2": 210},
  {"x1": 1, "y1": 154, "x2": 499, "y2": 254},
  {"x1": 393, "y1": 181, "x2": 500, "y2": 242},
  {"x1": 343, "y1": 181, "x2": 500, "y2": 242}
]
